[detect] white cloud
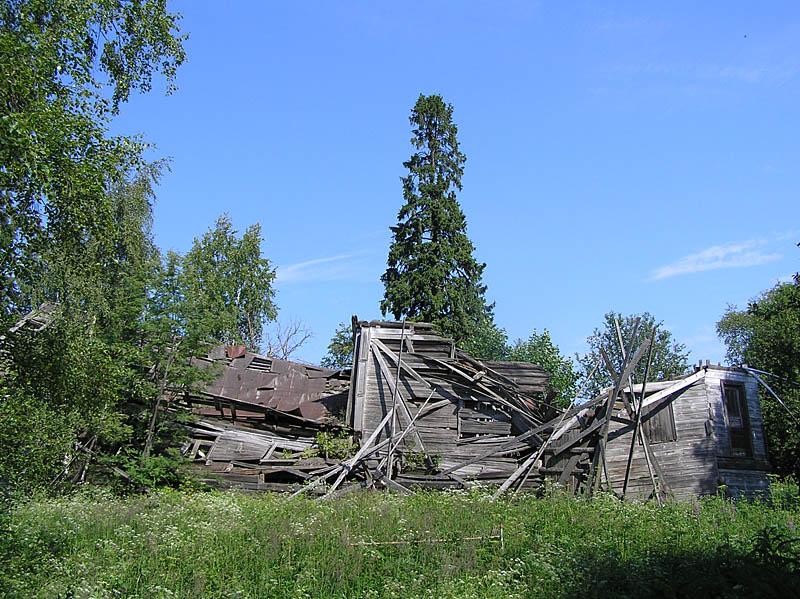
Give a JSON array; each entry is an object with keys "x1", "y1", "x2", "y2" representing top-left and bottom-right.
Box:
[
  {"x1": 650, "y1": 240, "x2": 781, "y2": 281},
  {"x1": 276, "y1": 252, "x2": 371, "y2": 284}
]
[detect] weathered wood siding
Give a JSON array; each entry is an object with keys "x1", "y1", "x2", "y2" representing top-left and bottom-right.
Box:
[
  {"x1": 347, "y1": 321, "x2": 550, "y2": 482},
  {"x1": 605, "y1": 379, "x2": 719, "y2": 501},
  {"x1": 605, "y1": 367, "x2": 771, "y2": 500},
  {"x1": 705, "y1": 368, "x2": 770, "y2": 498}
]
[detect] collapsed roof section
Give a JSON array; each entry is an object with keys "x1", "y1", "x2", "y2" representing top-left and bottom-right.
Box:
[
  {"x1": 176, "y1": 346, "x2": 351, "y2": 490},
  {"x1": 185, "y1": 345, "x2": 349, "y2": 426},
  {"x1": 343, "y1": 320, "x2": 563, "y2": 488}
]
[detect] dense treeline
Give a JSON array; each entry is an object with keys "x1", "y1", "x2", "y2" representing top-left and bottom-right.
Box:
[
  {"x1": 0, "y1": 1, "x2": 279, "y2": 494},
  {"x1": 718, "y1": 279, "x2": 800, "y2": 480}
]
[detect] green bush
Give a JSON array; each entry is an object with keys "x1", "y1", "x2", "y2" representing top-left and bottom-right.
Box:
[
  {"x1": 99, "y1": 450, "x2": 200, "y2": 492},
  {"x1": 313, "y1": 430, "x2": 356, "y2": 460}
]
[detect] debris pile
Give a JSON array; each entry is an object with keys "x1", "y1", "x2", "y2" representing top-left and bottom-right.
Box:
[
  {"x1": 175, "y1": 347, "x2": 350, "y2": 490},
  {"x1": 178, "y1": 319, "x2": 650, "y2": 498}
]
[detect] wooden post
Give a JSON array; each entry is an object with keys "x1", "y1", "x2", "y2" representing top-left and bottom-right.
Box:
[
  {"x1": 622, "y1": 326, "x2": 657, "y2": 499},
  {"x1": 386, "y1": 319, "x2": 407, "y2": 481}
]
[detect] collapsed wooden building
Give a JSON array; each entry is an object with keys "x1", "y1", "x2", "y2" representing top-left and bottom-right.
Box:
[
  {"x1": 3, "y1": 304, "x2": 775, "y2": 500},
  {"x1": 604, "y1": 363, "x2": 772, "y2": 499},
  {"x1": 178, "y1": 318, "x2": 774, "y2": 500}
]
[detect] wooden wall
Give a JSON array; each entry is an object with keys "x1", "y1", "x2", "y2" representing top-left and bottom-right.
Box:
[
  {"x1": 347, "y1": 321, "x2": 543, "y2": 482},
  {"x1": 705, "y1": 367, "x2": 770, "y2": 498},
  {"x1": 605, "y1": 367, "x2": 771, "y2": 501},
  {"x1": 605, "y1": 378, "x2": 719, "y2": 501}
]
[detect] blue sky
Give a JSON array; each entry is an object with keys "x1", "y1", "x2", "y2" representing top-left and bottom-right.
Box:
[{"x1": 112, "y1": 1, "x2": 800, "y2": 365}]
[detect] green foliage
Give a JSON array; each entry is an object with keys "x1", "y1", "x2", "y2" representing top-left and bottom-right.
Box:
[
  {"x1": 508, "y1": 330, "x2": 579, "y2": 408},
  {"x1": 0, "y1": 321, "x2": 134, "y2": 496},
  {"x1": 577, "y1": 312, "x2": 690, "y2": 399},
  {"x1": 769, "y1": 476, "x2": 800, "y2": 511},
  {"x1": 0, "y1": 389, "x2": 77, "y2": 495},
  {"x1": 0, "y1": 1, "x2": 283, "y2": 499},
  {"x1": 5, "y1": 489, "x2": 800, "y2": 597},
  {"x1": 0, "y1": 0, "x2": 185, "y2": 316},
  {"x1": 321, "y1": 321, "x2": 354, "y2": 369},
  {"x1": 179, "y1": 214, "x2": 277, "y2": 351},
  {"x1": 0, "y1": 0, "x2": 191, "y2": 496},
  {"x1": 401, "y1": 451, "x2": 441, "y2": 473},
  {"x1": 460, "y1": 316, "x2": 509, "y2": 361},
  {"x1": 381, "y1": 94, "x2": 492, "y2": 342},
  {"x1": 717, "y1": 282, "x2": 800, "y2": 479},
  {"x1": 99, "y1": 450, "x2": 197, "y2": 492},
  {"x1": 313, "y1": 431, "x2": 356, "y2": 461}
]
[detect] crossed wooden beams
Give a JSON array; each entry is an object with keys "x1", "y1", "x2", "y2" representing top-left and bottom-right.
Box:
[{"x1": 294, "y1": 319, "x2": 679, "y2": 504}]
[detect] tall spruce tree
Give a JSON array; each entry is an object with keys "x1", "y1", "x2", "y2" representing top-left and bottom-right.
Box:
[{"x1": 381, "y1": 94, "x2": 490, "y2": 342}]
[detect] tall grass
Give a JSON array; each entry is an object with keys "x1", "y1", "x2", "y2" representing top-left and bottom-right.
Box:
[{"x1": 3, "y1": 484, "x2": 800, "y2": 598}]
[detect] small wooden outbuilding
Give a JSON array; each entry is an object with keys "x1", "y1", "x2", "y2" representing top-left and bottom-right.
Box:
[{"x1": 605, "y1": 365, "x2": 771, "y2": 500}]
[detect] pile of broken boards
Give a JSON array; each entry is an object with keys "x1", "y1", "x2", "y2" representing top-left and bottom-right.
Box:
[
  {"x1": 176, "y1": 320, "x2": 645, "y2": 499},
  {"x1": 176, "y1": 345, "x2": 351, "y2": 491}
]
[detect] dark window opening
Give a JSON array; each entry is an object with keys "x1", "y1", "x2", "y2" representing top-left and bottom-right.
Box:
[
  {"x1": 723, "y1": 382, "x2": 752, "y2": 458},
  {"x1": 641, "y1": 401, "x2": 677, "y2": 444}
]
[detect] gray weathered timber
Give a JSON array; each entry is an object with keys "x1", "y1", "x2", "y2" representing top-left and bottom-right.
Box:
[
  {"x1": 604, "y1": 365, "x2": 771, "y2": 500},
  {"x1": 173, "y1": 320, "x2": 772, "y2": 499}
]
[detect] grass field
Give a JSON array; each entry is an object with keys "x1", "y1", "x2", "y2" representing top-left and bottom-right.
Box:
[{"x1": 3, "y1": 485, "x2": 800, "y2": 598}]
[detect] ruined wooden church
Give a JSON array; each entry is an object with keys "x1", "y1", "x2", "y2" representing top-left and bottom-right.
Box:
[{"x1": 178, "y1": 319, "x2": 772, "y2": 500}]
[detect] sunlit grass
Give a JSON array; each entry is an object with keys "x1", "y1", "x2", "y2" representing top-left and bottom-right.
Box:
[{"x1": 4, "y1": 485, "x2": 800, "y2": 598}]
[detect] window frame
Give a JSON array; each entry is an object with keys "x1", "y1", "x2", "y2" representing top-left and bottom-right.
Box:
[
  {"x1": 641, "y1": 400, "x2": 678, "y2": 445},
  {"x1": 722, "y1": 381, "x2": 753, "y2": 458}
]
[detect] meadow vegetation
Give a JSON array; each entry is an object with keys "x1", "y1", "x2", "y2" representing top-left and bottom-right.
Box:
[{"x1": 3, "y1": 482, "x2": 800, "y2": 598}]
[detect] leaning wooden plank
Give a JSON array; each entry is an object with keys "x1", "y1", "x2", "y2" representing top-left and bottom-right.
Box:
[
  {"x1": 543, "y1": 418, "x2": 607, "y2": 462},
  {"x1": 440, "y1": 427, "x2": 543, "y2": 476},
  {"x1": 446, "y1": 472, "x2": 472, "y2": 489},
  {"x1": 599, "y1": 348, "x2": 634, "y2": 416},
  {"x1": 557, "y1": 453, "x2": 584, "y2": 486},
  {"x1": 622, "y1": 331, "x2": 659, "y2": 501},
  {"x1": 288, "y1": 466, "x2": 343, "y2": 499},
  {"x1": 294, "y1": 439, "x2": 392, "y2": 500},
  {"x1": 371, "y1": 338, "x2": 431, "y2": 387},
  {"x1": 605, "y1": 326, "x2": 660, "y2": 499},
  {"x1": 376, "y1": 388, "x2": 438, "y2": 472},
  {"x1": 322, "y1": 407, "x2": 397, "y2": 498},
  {"x1": 373, "y1": 468, "x2": 412, "y2": 494},
  {"x1": 492, "y1": 449, "x2": 540, "y2": 499},
  {"x1": 497, "y1": 403, "x2": 601, "y2": 499},
  {"x1": 429, "y1": 357, "x2": 506, "y2": 400},
  {"x1": 374, "y1": 337, "x2": 526, "y2": 419},
  {"x1": 549, "y1": 392, "x2": 609, "y2": 441},
  {"x1": 372, "y1": 347, "x2": 428, "y2": 453},
  {"x1": 386, "y1": 320, "x2": 407, "y2": 481},
  {"x1": 639, "y1": 370, "x2": 705, "y2": 409},
  {"x1": 592, "y1": 338, "x2": 650, "y2": 495}
]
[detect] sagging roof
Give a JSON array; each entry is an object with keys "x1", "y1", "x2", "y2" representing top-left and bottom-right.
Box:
[{"x1": 185, "y1": 345, "x2": 350, "y2": 424}]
